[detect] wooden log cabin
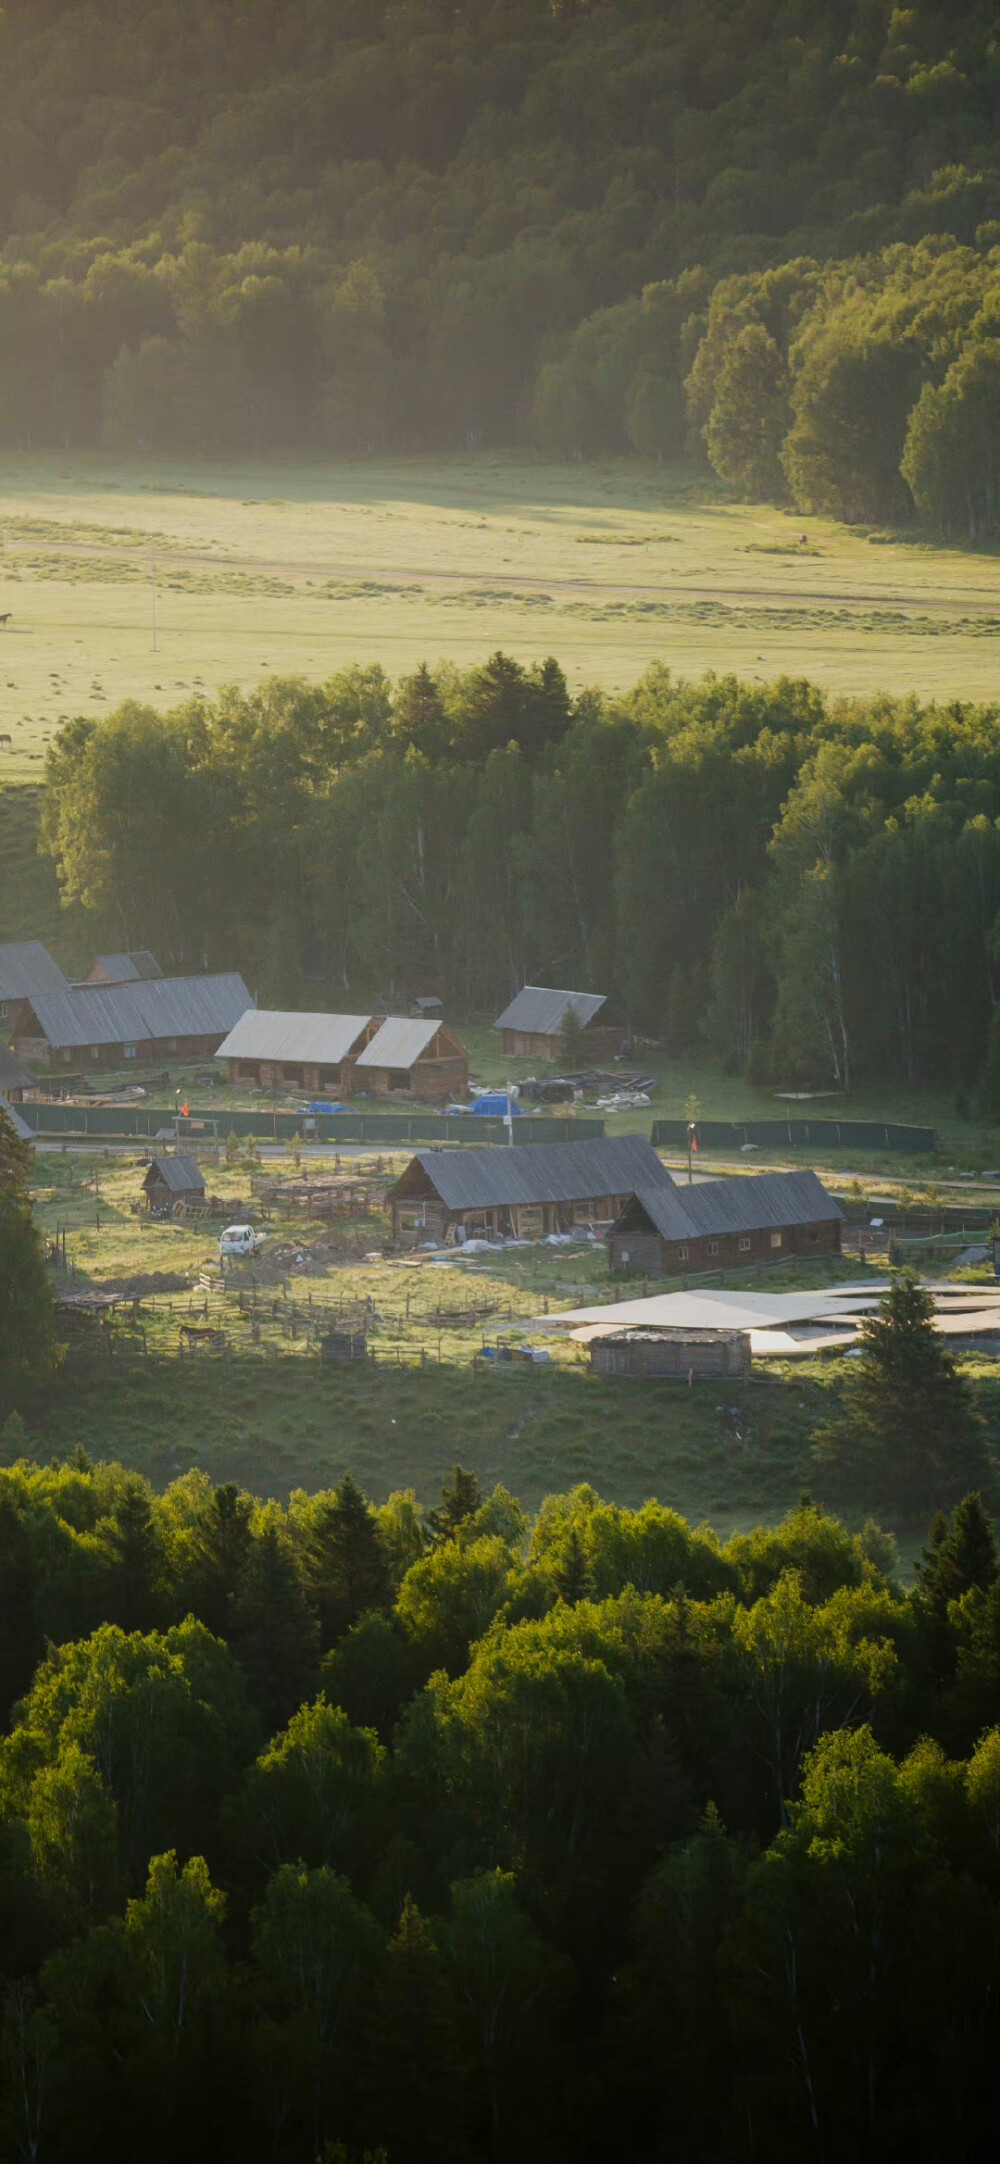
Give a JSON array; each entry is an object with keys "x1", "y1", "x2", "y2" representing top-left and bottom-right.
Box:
[
  {"x1": 608, "y1": 1168, "x2": 843, "y2": 1275},
  {"x1": 142, "y1": 1155, "x2": 206, "y2": 1212},
  {"x1": 215, "y1": 1010, "x2": 469, "y2": 1102},
  {"x1": 589, "y1": 1327, "x2": 751, "y2": 1381},
  {"x1": 386, "y1": 1135, "x2": 675, "y2": 1246},
  {"x1": 493, "y1": 985, "x2": 626, "y2": 1062},
  {"x1": 11, "y1": 974, "x2": 252, "y2": 1072}
]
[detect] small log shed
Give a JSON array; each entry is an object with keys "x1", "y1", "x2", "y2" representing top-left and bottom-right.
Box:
[
  {"x1": 143, "y1": 1155, "x2": 206, "y2": 1212},
  {"x1": 588, "y1": 1327, "x2": 751, "y2": 1381}
]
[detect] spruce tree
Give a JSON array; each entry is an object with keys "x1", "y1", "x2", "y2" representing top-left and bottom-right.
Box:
[
  {"x1": 557, "y1": 1004, "x2": 588, "y2": 1073},
  {"x1": 231, "y1": 1511, "x2": 319, "y2": 1733},
  {"x1": 97, "y1": 1480, "x2": 163, "y2": 1633},
  {"x1": 814, "y1": 1270, "x2": 990, "y2": 1513},
  {"x1": 364, "y1": 1895, "x2": 467, "y2": 2163},
  {"x1": 0, "y1": 1490, "x2": 42, "y2": 1724},
  {"x1": 302, "y1": 1473, "x2": 391, "y2": 1649},
  {"x1": 552, "y1": 1526, "x2": 595, "y2": 1607},
  {"x1": 915, "y1": 1494, "x2": 998, "y2": 1623},
  {"x1": 0, "y1": 1192, "x2": 61, "y2": 1419},
  {"x1": 428, "y1": 1466, "x2": 482, "y2": 1546},
  {"x1": 189, "y1": 1482, "x2": 254, "y2": 1637}
]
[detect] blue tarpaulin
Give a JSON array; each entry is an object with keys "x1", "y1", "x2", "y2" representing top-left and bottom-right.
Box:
[{"x1": 472, "y1": 1093, "x2": 525, "y2": 1117}]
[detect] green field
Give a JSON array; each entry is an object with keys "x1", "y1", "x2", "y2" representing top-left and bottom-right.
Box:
[{"x1": 0, "y1": 451, "x2": 996, "y2": 781}]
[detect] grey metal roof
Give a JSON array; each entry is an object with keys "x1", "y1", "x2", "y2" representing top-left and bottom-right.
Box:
[
  {"x1": 356, "y1": 1017, "x2": 442, "y2": 1070},
  {"x1": 494, "y1": 985, "x2": 607, "y2": 1036},
  {"x1": 393, "y1": 1134, "x2": 672, "y2": 1212},
  {"x1": 0, "y1": 1094, "x2": 32, "y2": 1142},
  {"x1": 215, "y1": 1010, "x2": 372, "y2": 1064},
  {"x1": 0, "y1": 1045, "x2": 36, "y2": 1092},
  {"x1": 25, "y1": 973, "x2": 252, "y2": 1050},
  {"x1": 0, "y1": 942, "x2": 70, "y2": 1000},
  {"x1": 626, "y1": 1168, "x2": 843, "y2": 1242},
  {"x1": 90, "y1": 951, "x2": 163, "y2": 983},
  {"x1": 144, "y1": 1155, "x2": 204, "y2": 1192}
]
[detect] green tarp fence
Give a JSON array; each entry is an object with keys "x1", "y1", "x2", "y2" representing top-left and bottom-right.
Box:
[
  {"x1": 20, "y1": 1104, "x2": 605, "y2": 1147},
  {"x1": 651, "y1": 1117, "x2": 936, "y2": 1153}
]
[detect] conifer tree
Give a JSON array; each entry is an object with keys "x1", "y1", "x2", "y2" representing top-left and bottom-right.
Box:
[
  {"x1": 814, "y1": 1270, "x2": 990, "y2": 1512},
  {"x1": 189, "y1": 1483, "x2": 254, "y2": 1637},
  {"x1": 557, "y1": 1004, "x2": 587, "y2": 1073},
  {"x1": 302, "y1": 1474, "x2": 391, "y2": 1649},
  {"x1": 428, "y1": 1467, "x2": 482, "y2": 1546},
  {"x1": 0, "y1": 1490, "x2": 42, "y2": 1724},
  {"x1": 231, "y1": 1511, "x2": 319, "y2": 1733},
  {"x1": 552, "y1": 1526, "x2": 594, "y2": 1607},
  {"x1": 0, "y1": 1190, "x2": 61, "y2": 1419}
]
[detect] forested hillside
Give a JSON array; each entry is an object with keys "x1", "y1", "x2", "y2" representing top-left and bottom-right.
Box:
[
  {"x1": 42, "y1": 661, "x2": 1000, "y2": 1093},
  {"x1": 0, "y1": 1450, "x2": 997, "y2": 2162},
  {"x1": 0, "y1": 1, "x2": 997, "y2": 528}
]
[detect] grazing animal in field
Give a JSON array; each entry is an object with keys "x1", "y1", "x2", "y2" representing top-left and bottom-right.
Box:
[
  {"x1": 0, "y1": 733, "x2": 12, "y2": 749},
  {"x1": 0, "y1": 614, "x2": 11, "y2": 626}
]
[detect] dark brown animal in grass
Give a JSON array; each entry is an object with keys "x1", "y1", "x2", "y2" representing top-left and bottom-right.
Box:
[{"x1": 0, "y1": 614, "x2": 12, "y2": 626}]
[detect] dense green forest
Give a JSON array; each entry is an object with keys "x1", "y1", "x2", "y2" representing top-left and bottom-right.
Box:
[
  {"x1": 0, "y1": 1, "x2": 997, "y2": 530},
  {"x1": 42, "y1": 659, "x2": 1000, "y2": 1092},
  {"x1": 0, "y1": 1441, "x2": 997, "y2": 2162}
]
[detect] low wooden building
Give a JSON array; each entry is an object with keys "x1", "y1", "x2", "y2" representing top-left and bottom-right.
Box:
[
  {"x1": 85, "y1": 951, "x2": 163, "y2": 986},
  {"x1": 12, "y1": 973, "x2": 252, "y2": 1072},
  {"x1": 0, "y1": 1092, "x2": 33, "y2": 1146},
  {"x1": 609, "y1": 1168, "x2": 843, "y2": 1276},
  {"x1": 589, "y1": 1327, "x2": 751, "y2": 1381},
  {"x1": 493, "y1": 984, "x2": 625, "y2": 1062},
  {"x1": 216, "y1": 1010, "x2": 374, "y2": 1093},
  {"x1": 354, "y1": 1017, "x2": 469, "y2": 1102},
  {"x1": 387, "y1": 1134, "x2": 674, "y2": 1247},
  {"x1": 0, "y1": 941, "x2": 69, "y2": 1023},
  {"x1": 142, "y1": 1155, "x2": 206, "y2": 1212},
  {"x1": 215, "y1": 1009, "x2": 469, "y2": 1101},
  {"x1": 0, "y1": 1045, "x2": 36, "y2": 1102}
]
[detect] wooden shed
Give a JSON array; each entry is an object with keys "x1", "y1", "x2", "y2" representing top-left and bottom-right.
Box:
[
  {"x1": 142, "y1": 1155, "x2": 206, "y2": 1212},
  {"x1": 588, "y1": 1326, "x2": 751, "y2": 1381},
  {"x1": 215, "y1": 1010, "x2": 374, "y2": 1093},
  {"x1": 493, "y1": 985, "x2": 624, "y2": 1062}
]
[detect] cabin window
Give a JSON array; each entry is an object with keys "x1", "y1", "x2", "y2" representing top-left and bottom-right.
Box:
[
  {"x1": 123, "y1": 1044, "x2": 138, "y2": 1061},
  {"x1": 91, "y1": 1046, "x2": 101, "y2": 1062},
  {"x1": 167, "y1": 1039, "x2": 177, "y2": 1055},
  {"x1": 770, "y1": 1231, "x2": 782, "y2": 1248},
  {"x1": 399, "y1": 1209, "x2": 426, "y2": 1230},
  {"x1": 388, "y1": 1071, "x2": 409, "y2": 1090},
  {"x1": 0, "y1": 1001, "x2": 7, "y2": 1020},
  {"x1": 676, "y1": 1244, "x2": 689, "y2": 1261},
  {"x1": 739, "y1": 1235, "x2": 751, "y2": 1252},
  {"x1": 708, "y1": 1240, "x2": 719, "y2": 1257},
  {"x1": 321, "y1": 1066, "x2": 341, "y2": 1086}
]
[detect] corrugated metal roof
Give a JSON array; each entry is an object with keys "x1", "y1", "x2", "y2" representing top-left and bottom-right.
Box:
[
  {"x1": 144, "y1": 1155, "x2": 204, "y2": 1192},
  {"x1": 494, "y1": 985, "x2": 607, "y2": 1036},
  {"x1": 393, "y1": 1134, "x2": 672, "y2": 1211},
  {"x1": 215, "y1": 1010, "x2": 372, "y2": 1064},
  {"x1": 356, "y1": 1017, "x2": 442, "y2": 1070},
  {"x1": 0, "y1": 1046, "x2": 36, "y2": 1092},
  {"x1": 90, "y1": 951, "x2": 163, "y2": 983},
  {"x1": 629, "y1": 1168, "x2": 843, "y2": 1241},
  {"x1": 27, "y1": 973, "x2": 252, "y2": 1049},
  {"x1": 0, "y1": 1093, "x2": 32, "y2": 1142},
  {"x1": 0, "y1": 942, "x2": 70, "y2": 999}
]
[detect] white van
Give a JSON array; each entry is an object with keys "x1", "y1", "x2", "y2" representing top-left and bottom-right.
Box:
[{"x1": 219, "y1": 1223, "x2": 266, "y2": 1259}]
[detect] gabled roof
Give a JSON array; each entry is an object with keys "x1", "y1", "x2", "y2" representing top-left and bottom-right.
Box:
[
  {"x1": 0, "y1": 942, "x2": 70, "y2": 1000},
  {"x1": 143, "y1": 1155, "x2": 204, "y2": 1192},
  {"x1": 623, "y1": 1168, "x2": 843, "y2": 1242},
  {"x1": 494, "y1": 985, "x2": 606, "y2": 1036},
  {"x1": 24, "y1": 974, "x2": 252, "y2": 1050},
  {"x1": 0, "y1": 1094, "x2": 32, "y2": 1142},
  {"x1": 0, "y1": 1045, "x2": 36, "y2": 1093},
  {"x1": 215, "y1": 1010, "x2": 372, "y2": 1064},
  {"x1": 89, "y1": 951, "x2": 163, "y2": 983},
  {"x1": 356, "y1": 1017, "x2": 442, "y2": 1070},
  {"x1": 391, "y1": 1135, "x2": 672, "y2": 1212}
]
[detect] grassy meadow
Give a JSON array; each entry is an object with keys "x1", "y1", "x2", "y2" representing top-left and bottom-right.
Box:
[
  {"x1": 0, "y1": 451, "x2": 996, "y2": 781},
  {"x1": 17, "y1": 1144, "x2": 997, "y2": 1551}
]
